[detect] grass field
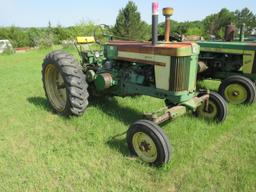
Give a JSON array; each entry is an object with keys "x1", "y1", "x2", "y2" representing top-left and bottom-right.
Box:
[{"x1": 0, "y1": 49, "x2": 255, "y2": 192}]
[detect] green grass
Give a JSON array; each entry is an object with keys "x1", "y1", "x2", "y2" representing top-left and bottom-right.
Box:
[{"x1": 0, "y1": 49, "x2": 255, "y2": 192}]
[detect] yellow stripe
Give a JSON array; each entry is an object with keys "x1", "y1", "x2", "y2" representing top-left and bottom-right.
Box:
[
  {"x1": 118, "y1": 51, "x2": 171, "y2": 90},
  {"x1": 118, "y1": 51, "x2": 155, "y2": 63},
  {"x1": 243, "y1": 51, "x2": 255, "y2": 74}
]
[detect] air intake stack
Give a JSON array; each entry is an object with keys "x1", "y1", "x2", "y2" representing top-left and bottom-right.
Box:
[{"x1": 162, "y1": 7, "x2": 174, "y2": 43}]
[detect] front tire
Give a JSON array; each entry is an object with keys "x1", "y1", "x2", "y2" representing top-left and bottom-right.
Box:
[
  {"x1": 195, "y1": 92, "x2": 228, "y2": 122},
  {"x1": 127, "y1": 120, "x2": 171, "y2": 166},
  {"x1": 42, "y1": 51, "x2": 89, "y2": 116},
  {"x1": 219, "y1": 75, "x2": 256, "y2": 105}
]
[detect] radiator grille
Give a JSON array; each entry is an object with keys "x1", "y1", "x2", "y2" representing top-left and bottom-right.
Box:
[{"x1": 169, "y1": 56, "x2": 192, "y2": 91}]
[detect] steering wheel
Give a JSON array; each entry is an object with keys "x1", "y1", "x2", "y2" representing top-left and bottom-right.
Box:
[{"x1": 93, "y1": 24, "x2": 112, "y2": 45}]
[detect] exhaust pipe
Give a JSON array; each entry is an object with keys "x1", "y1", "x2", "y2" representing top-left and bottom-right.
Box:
[
  {"x1": 240, "y1": 23, "x2": 245, "y2": 42},
  {"x1": 224, "y1": 23, "x2": 236, "y2": 42},
  {"x1": 152, "y1": 2, "x2": 159, "y2": 46},
  {"x1": 162, "y1": 7, "x2": 174, "y2": 43}
]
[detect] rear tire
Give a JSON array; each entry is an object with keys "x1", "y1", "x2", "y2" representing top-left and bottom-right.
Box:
[
  {"x1": 195, "y1": 92, "x2": 228, "y2": 122},
  {"x1": 127, "y1": 120, "x2": 171, "y2": 166},
  {"x1": 219, "y1": 75, "x2": 256, "y2": 105},
  {"x1": 42, "y1": 51, "x2": 89, "y2": 116}
]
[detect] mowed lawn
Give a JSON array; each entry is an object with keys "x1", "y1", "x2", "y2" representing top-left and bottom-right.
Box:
[{"x1": 0, "y1": 49, "x2": 255, "y2": 192}]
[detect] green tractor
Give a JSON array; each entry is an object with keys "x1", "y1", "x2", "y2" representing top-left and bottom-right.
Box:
[
  {"x1": 42, "y1": 4, "x2": 227, "y2": 166},
  {"x1": 197, "y1": 24, "x2": 256, "y2": 105}
]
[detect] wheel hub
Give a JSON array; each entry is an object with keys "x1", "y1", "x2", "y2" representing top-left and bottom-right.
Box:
[
  {"x1": 132, "y1": 132, "x2": 157, "y2": 163},
  {"x1": 224, "y1": 83, "x2": 247, "y2": 104},
  {"x1": 139, "y1": 140, "x2": 151, "y2": 152},
  {"x1": 204, "y1": 104, "x2": 214, "y2": 113},
  {"x1": 232, "y1": 91, "x2": 239, "y2": 97},
  {"x1": 197, "y1": 100, "x2": 218, "y2": 120},
  {"x1": 44, "y1": 64, "x2": 67, "y2": 112}
]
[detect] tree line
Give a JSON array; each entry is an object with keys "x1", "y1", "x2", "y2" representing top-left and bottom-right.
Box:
[
  {"x1": 0, "y1": 1, "x2": 255, "y2": 48},
  {"x1": 0, "y1": 21, "x2": 96, "y2": 48}
]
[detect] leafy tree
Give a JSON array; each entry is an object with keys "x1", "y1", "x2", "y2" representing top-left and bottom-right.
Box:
[
  {"x1": 158, "y1": 20, "x2": 203, "y2": 37},
  {"x1": 178, "y1": 21, "x2": 203, "y2": 35},
  {"x1": 26, "y1": 27, "x2": 40, "y2": 47},
  {"x1": 186, "y1": 27, "x2": 203, "y2": 36},
  {"x1": 52, "y1": 25, "x2": 70, "y2": 44},
  {"x1": 158, "y1": 19, "x2": 180, "y2": 35},
  {"x1": 113, "y1": 1, "x2": 150, "y2": 40},
  {"x1": 203, "y1": 8, "x2": 236, "y2": 39},
  {"x1": 235, "y1": 8, "x2": 256, "y2": 35},
  {"x1": 0, "y1": 6, "x2": 255, "y2": 47},
  {"x1": 72, "y1": 21, "x2": 96, "y2": 37}
]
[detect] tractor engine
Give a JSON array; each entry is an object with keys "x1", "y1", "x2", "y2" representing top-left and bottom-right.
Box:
[
  {"x1": 199, "y1": 52, "x2": 243, "y2": 77},
  {"x1": 90, "y1": 59, "x2": 155, "y2": 92},
  {"x1": 86, "y1": 41, "x2": 200, "y2": 103}
]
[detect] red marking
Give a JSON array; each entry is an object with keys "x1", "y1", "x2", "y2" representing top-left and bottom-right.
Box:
[{"x1": 152, "y1": 2, "x2": 159, "y2": 15}]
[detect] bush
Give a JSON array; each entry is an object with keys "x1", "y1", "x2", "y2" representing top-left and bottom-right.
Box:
[
  {"x1": 61, "y1": 40, "x2": 75, "y2": 49},
  {"x1": 0, "y1": 21, "x2": 98, "y2": 48},
  {"x1": 37, "y1": 33, "x2": 54, "y2": 49},
  {"x1": 2, "y1": 45, "x2": 15, "y2": 55}
]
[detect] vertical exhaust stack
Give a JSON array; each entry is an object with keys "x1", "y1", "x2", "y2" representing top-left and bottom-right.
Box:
[
  {"x1": 152, "y1": 2, "x2": 159, "y2": 46},
  {"x1": 163, "y1": 7, "x2": 174, "y2": 43},
  {"x1": 224, "y1": 23, "x2": 236, "y2": 42},
  {"x1": 240, "y1": 23, "x2": 245, "y2": 42}
]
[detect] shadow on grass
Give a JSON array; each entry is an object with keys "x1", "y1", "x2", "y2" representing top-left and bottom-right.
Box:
[
  {"x1": 91, "y1": 97, "x2": 143, "y2": 157},
  {"x1": 27, "y1": 96, "x2": 143, "y2": 125},
  {"x1": 27, "y1": 96, "x2": 142, "y2": 157},
  {"x1": 106, "y1": 136, "x2": 129, "y2": 157},
  {"x1": 92, "y1": 97, "x2": 142, "y2": 157},
  {"x1": 27, "y1": 96, "x2": 52, "y2": 112},
  {"x1": 91, "y1": 97, "x2": 143, "y2": 126}
]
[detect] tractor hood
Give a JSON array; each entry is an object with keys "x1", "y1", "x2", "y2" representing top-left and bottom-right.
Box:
[
  {"x1": 198, "y1": 41, "x2": 256, "y2": 51},
  {"x1": 106, "y1": 40, "x2": 199, "y2": 59}
]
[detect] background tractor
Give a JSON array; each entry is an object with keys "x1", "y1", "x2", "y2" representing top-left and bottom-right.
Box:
[
  {"x1": 197, "y1": 24, "x2": 256, "y2": 105},
  {"x1": 157, "y1": 21, "x2": 256, "y2": 105},
  {"x1": 42, "y1": 3, "x2": 227, "y2": 166}
]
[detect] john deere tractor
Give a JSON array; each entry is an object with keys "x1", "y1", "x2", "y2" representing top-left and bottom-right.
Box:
[
  {"x1": 197, "y1": 24, "x2": 256, "y2": 105},
  {"x1": 42, "y1": 4, "x2": 227, "y2": 166}
]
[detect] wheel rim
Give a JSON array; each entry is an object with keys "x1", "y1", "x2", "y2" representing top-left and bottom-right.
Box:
[
  {"x1": 197, "y1": 101, "x2": 218, "y2": 120},
  {"x1": 44, "y1": 64, "x2": 67, "y2": 112},
  {"x1": 224, "y1": 84, "x2": 248, "y2": 104},
  {"x1": 132, "y1": 132, "x2": 157, "y2": 163}
]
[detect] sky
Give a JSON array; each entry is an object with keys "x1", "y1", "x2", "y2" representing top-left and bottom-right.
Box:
[{"x1": 0, "y1": 0, "x2": 255, "y2": 27}]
